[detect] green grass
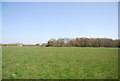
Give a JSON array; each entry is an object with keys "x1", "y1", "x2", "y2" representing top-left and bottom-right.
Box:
[{"x1": 2, "y1": 47, "x2": 118, "y2": 79}]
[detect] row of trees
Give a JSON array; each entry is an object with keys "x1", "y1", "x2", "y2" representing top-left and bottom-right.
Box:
[{"x1": 47, "y1": 38, "x2": 120, "y2": 47}]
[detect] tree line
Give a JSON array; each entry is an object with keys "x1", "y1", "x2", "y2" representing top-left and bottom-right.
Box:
[{"x1": 46, "y1": 38, "x2": 120, "y2": 47}]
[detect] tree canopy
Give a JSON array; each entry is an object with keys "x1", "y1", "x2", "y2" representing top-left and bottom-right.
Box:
[{"x1": 47, "y1": 38, "x2": 120, "y2": 47}]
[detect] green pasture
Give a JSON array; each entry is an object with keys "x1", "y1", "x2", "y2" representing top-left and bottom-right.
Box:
[{"x1": 2, "y1": 47, "x2": 118, "y2": 79}]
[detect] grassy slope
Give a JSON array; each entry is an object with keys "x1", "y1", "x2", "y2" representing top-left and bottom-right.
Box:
[{"x1": 2, "y1": 47, "x2": 118, "y2": 79}]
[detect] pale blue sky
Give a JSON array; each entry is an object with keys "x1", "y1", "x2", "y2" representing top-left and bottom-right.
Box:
[
  {"x1": 0, "y1": 2, "x2": 2, "y2": 44},
  {"x1": 2, "y1": 2, "x2": 118, "y2": 44}
]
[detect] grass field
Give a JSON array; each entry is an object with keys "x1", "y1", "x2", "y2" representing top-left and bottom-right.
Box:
[{"x1": 2, "y1": 47, "x2": 118, "y2": 79}]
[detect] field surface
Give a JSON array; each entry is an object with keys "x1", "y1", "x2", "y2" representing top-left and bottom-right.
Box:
[{"x1": 2, "y1": 47, "x2": 118, "y2": 79}]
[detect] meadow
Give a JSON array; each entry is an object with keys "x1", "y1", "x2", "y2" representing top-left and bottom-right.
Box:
[{"x1": 2, "y1": 47, "x2": 118, "y2": 79}]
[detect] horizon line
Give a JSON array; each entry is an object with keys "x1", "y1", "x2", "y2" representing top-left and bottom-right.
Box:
[{"x1": 2, "y1": 37, "x2": 119, "y2": 44}]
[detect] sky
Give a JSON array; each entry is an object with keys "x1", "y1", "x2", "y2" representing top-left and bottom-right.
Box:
[
  {"x1": 0, "y1": 2, "x2": 2, "y2": 44},
  {"x1": 2, "y1": 2, "x2": 118, "y2": 44}
]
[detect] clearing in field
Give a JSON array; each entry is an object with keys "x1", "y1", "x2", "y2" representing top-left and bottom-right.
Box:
[{"x1": 2, "y1": 47, "x2": 118, "y2": 79}]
